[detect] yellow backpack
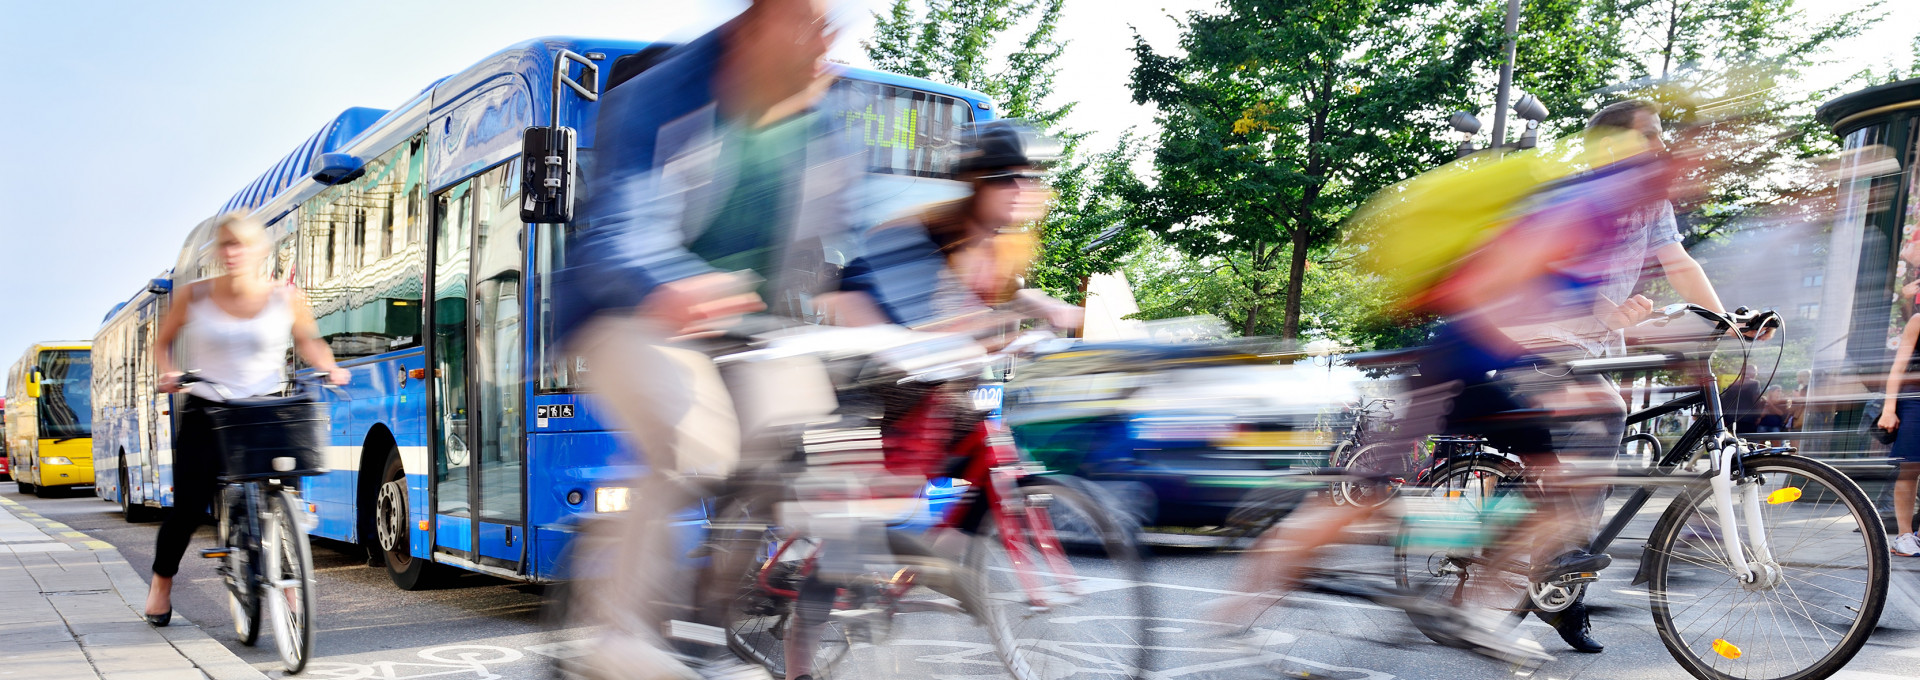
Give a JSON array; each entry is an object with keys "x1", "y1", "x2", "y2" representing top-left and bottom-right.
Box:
[{"x1": 1352, "y1": 130, "x2": 1651, "y2": 306}]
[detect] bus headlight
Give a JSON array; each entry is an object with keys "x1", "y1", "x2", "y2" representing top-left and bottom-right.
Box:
[
  {"x1": 595, "y1": 487, "x2": 631, "y2": 514},
  {"x1": 43, "y1": 457, "x2": 72, "y2": 466}
]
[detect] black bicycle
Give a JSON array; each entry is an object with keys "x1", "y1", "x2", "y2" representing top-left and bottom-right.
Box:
[
  {"x1": 183, "y1": 372, "x2": 330, "y2": 674},
  {"x1": 1395, "y1": 305, "x2": 1889, "y2": 680}
]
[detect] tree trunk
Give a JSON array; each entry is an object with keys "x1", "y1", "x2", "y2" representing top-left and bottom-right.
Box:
[
  {"x1": 1282, "y1": 224, "x2": 1311, "y2": 340},
  {"x1": 1284, "y1": 67, "x2": 1336, "y2": 341},
  {"x1": 1243, "y1": 300, "x2": 1261, "y2": 337}
]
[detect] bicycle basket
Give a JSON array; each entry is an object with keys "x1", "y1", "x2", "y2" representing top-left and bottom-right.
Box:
[{"x1": 206, "y1": 393, "x2": 330, "y2": 480}]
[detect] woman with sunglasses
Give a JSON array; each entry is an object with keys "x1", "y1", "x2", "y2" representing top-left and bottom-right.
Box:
[{"x1": 824, "y1": 118, "x2": 1083, "y2": 335}]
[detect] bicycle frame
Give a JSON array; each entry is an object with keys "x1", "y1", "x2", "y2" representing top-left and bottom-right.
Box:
[
  {"x1": 1573, "y1": 340, "x2": 1779, "y2": 586},
  {"x1": 749, "y1": 422, "x2": 1082, "y2": 610}
]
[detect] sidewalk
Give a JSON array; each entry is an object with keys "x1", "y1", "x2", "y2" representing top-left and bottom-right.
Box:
[{"x1": 0, "y1": 496, "x2": 265, "y2": 680}]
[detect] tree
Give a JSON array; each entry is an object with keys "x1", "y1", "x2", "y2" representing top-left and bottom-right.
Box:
[
  {"x1": 865, "y1": 0, "x2": 1073, "y2": 127},
  {"x1": 1128, "y1": 0, "x2": 1498, "y2": 340}
]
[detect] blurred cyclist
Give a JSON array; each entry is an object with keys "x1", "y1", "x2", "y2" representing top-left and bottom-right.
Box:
[
  {"x1": 821, "y1": 119, "x2": 1083, "y2": 335},
  {"x1": 551, "y1": 2, "x2": 866, "y2": 679},
  {"x1": 1213, "y1": 98, "x2": 1740, "y2": 657}
]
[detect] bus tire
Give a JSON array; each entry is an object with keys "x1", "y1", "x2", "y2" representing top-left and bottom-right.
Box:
[
  {"x1": 16, "y1": 480, "x2": 35, "y2": 495},
  {"x1": 374, "y1": 448, "x2": 440, "y2": 590},
  {"x1": 120, "y1": 462, "x2": 156, "y2": 523}
]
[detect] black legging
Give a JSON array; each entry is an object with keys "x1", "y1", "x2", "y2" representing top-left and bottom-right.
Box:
[{"x1": 152, "y1": 396, "x2": 225, "y2": 578}]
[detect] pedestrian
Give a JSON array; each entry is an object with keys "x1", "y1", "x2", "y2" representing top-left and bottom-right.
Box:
[
  {"x1": 1788, "y1": 368, "x2": 1812, "y2": 432},
  {"x1": 1876, "y1": 312, "x2": 1920, "y2": 558},
  {"x1": 144, "y1": 212, "x2": 350, "y2": 626},
  {"x1": 1723, "y1": 363, "x2": 1764, "y2": 433},
  {"x1": 1758, "y1": 385, "x2": 1789, "y2": 433}
]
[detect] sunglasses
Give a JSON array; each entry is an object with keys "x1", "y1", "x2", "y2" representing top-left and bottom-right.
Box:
[{"x1": 977, "y1": 171, "x2": 1048, "y2": 186}]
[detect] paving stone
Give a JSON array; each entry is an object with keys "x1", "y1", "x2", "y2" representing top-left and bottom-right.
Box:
[
  {"x1": 100, "y1": 671, "x2": 210, "y2": 680},
  {"x1": 84, "y1": 642, "x2": 200, "y2": 673}
]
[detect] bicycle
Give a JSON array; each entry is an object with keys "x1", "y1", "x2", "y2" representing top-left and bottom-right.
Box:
[
  {"x1": 687, "y1": 326, "x2": 1149, "y2": 680},
  {"x1": 1394, "y1": 304, "x2": 1889, "y2": 680},
  {"x1": 182, "y1": 372, "x2": 331, "y2": 674}
]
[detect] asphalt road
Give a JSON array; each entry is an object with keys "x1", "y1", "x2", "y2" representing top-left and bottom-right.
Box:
[{"x1": 11, "y1": 483, "x2": 1920, "y2": 680}]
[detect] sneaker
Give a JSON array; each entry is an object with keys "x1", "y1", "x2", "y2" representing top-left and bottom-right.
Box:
[{"x1": 1892, "y1": 532, "x2": 1920, "y2": 557}]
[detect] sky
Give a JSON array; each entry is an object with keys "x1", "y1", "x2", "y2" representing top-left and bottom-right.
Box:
[{"x1": 0, "y1": 0, "x2": 1908, "y2": 362}]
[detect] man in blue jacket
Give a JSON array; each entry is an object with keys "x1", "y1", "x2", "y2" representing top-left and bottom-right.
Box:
[{"x1": 557, "y1": 2, "x2": 864, "y2": 678}]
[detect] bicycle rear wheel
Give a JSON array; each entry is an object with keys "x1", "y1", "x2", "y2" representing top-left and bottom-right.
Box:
[
  {"x1": 1394, "y1": 455, "x2": 1530, "y2": 646},
  {"x1": 266, "y1": 488, "x2": 316, "y2": 673},
  {"x1": 1645, "y1": 454, "x2": 1888, "y2": 680},
  {"x1": 216, "y1": 486, "x2": 262, "y2": 647},
  {"x1": 1337, "y1": 441, "x2": 1421, "y2": 508},
  {"x1": 968, "y1": 476, "x2": 1148, "y2": 680}
]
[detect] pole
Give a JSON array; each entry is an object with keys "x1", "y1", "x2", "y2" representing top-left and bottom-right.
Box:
[{"x1": 1489, "y1": 0, "x2": 1520, "y2": 148}]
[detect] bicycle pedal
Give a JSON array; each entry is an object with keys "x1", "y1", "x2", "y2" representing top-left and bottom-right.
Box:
[
  {"x1": 199, "y1": 548, "x2": 231, "y2": 559},
  {"x1": 1550, "y1": 572, "x2": 1599, "y2": 585}
]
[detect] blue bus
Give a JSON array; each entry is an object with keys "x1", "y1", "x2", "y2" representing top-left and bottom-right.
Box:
[{"x1": 94, "y1": 36, "x2": 993, "y2": 589}]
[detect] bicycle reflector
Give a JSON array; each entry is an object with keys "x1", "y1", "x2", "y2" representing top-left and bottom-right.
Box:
[
  {"x1": 1713, "y1": 639, "x2": 1743, "y2": 659},
  {"x1": 1767, "y1": 487, "x2": 1802, "y2": 504}
]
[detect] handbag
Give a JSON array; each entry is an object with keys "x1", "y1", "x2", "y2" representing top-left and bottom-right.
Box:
[{"x1": 1864, "y1": 399, "x2": 1898, "y2": 445}]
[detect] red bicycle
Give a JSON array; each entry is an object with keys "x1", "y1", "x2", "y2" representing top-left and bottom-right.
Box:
[{"x1": 700, "y1": 330, "x2": 1149, "y2": 680}]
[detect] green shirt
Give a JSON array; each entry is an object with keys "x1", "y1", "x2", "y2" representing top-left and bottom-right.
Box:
[{"x1": 687, "y1": 114, "x2": 814, "y2": 286}]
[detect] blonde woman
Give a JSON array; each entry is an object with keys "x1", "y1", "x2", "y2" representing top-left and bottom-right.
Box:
[{"x1": 143, "y1": 213, "x2": 349, "y2": 625}]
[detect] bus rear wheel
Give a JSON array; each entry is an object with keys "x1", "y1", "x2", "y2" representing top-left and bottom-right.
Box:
[
  {"x1": 374, "y1": 449, "x2": 439, "y2": 590},
  {"x1": 120, "y1": 462, "x2": 156, "y2": 523}
]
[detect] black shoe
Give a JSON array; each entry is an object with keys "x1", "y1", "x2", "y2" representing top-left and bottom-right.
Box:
[
  {"x1": 1548, "y1": 601, "x2": 1603, "y2": 653},
  {"x1": 144, "y1": 610, "x2": 172, "y2": 627},
  {"x1": 1532, "y1": 549, "x2": 1611, "y2": 582}
]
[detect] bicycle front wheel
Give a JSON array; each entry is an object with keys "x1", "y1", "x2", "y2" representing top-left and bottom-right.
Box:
[
  {"x1": 266, "y1": 488, "x2": 317, "y2": 673},
  {"x1": 968, "y1": 476, "x2": 1148, "y2": 680},
  {"x1": 1646, "y1": 454, "x2": 1889, "y2": 680},
  {"x1": 216, "y1": 486, "x2": 262, "y2": 647}
]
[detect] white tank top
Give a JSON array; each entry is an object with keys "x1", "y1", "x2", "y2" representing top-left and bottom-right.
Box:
[{"x1": 183, "y1": 282, "x2": 294, "y2": 401}]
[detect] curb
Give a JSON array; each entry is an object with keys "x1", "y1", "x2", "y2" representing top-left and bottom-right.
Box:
[{"x1": 93, "y1": 541, "x2": 272, "y2": 680}]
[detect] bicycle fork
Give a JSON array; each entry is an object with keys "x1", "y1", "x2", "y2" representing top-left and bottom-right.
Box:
[{"x1": 1705, "y1": 440, "x2": 1778, "y2": 586}]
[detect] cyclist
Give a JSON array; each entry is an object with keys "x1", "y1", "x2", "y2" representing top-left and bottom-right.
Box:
[
  {"x1": 1213, "y1": 99, "x2": 1741, "y2": 659},
  {"x1": 775, "y1": 120, "x2": 1080, "y2": 680},
  {"x1": 552, "y1": 2, "x2": 870, "y2": 679},
  {"x1": 145, "y1": 212, "x2": 350, "y2": 627}
]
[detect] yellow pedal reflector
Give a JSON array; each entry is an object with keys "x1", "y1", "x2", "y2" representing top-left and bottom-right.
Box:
[
  {"x1": 1446, "y1": 490, "x2": 1464, "y2": 498},
  {"x1": 1767, "y1": 487, "x2": 1802, "y2": 504},
  {"x1": 1712, "y1": 639, "x2": 1742, "y2": 660}
]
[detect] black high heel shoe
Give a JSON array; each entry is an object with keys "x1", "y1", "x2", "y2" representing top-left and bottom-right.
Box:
[{"x1": 144, "y1": 610, "x2": 172, "y2": 627}]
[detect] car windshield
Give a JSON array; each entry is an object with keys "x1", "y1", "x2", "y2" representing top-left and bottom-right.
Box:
[{"x1": 36, "y1": 350, "x2": 91, "y2": 440}]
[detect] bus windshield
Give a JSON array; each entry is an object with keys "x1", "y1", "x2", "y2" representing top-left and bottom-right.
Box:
[{"x1": 35, "y1": 350, "x2": 91, "y2": 440}]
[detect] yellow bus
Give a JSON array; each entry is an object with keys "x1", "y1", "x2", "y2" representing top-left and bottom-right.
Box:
[{"x1": 5, "y1": 342, "x2": 94, "y2": 495}]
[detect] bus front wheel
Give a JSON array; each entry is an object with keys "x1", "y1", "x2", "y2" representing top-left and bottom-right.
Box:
[{"x1": 374, "y1": 449, "x2": 440, "y2": 590}]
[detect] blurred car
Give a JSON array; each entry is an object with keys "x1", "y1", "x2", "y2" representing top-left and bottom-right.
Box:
[{"x1": 1003, "y1": 338, "x2": 1365, "y2": 528}]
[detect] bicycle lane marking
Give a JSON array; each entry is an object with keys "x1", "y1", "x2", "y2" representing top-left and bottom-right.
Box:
[{"x1": 294, "y1": 644, "x2": 526, "y2": 680}]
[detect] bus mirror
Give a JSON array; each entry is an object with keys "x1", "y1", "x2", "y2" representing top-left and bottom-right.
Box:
[
  {"x1": 24, "y1": 369, "x2": 40, "y2": 399},
  {"x1": 312, "y1": 152, "x2": 366, "y2": 185},
  {"x1": 520, "y1": 126, "x2": 578, "y2": 224}
]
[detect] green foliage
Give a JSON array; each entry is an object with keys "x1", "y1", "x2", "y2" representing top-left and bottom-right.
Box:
[
  {"x1": 863, "y1": 0, "x2": 1138, "y2": 303},
  {"x1": 1127, "y1": 0, "x2": 1497, "y2": 339},
  {"x1": 1123, "y1": 234, "x2": 1430, "y2": 348},
  {"x1": 865, "y1": 0, "x2": 1074, "y2": 127}
]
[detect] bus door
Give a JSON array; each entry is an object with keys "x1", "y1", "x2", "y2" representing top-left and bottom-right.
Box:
[{"x1": 428, "y1": 164, "x2": 528, "y2": 575}]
